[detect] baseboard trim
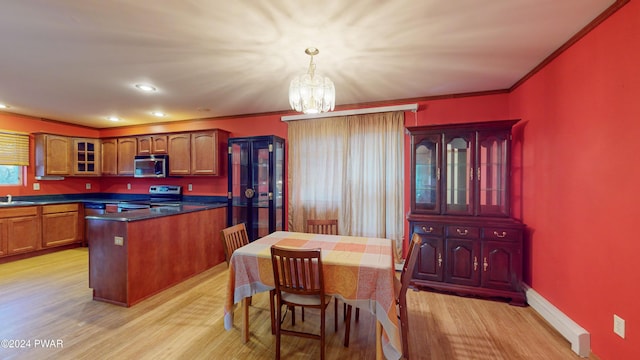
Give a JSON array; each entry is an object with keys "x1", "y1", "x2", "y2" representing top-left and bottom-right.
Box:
[{"x1": 524, "y1": 284, "x2": 590, "y2": 357}]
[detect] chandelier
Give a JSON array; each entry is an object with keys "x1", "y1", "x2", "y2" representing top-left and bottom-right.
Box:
[{"x1": 289, "y1": 47, "x2": 335, "y2": 114}]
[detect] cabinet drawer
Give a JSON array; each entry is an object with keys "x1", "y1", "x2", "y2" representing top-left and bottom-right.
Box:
[
  {"x1": 446, "y1": 225, "x2": 480, "y2": 238},
  {"x1": 483, "y1": 227, "x2": 521, "y2": 241},
  {"x1": 43, "y1": 203, "x2": 79, "y2": 214},
  {"x1": 413, "y1": 223, "x2": 443, "y2": 236},
  {"x1": 0, "y1": 207, "x2": 38, "y2": 218}
]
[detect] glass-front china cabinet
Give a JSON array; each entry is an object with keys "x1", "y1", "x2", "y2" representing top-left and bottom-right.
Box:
[
  {"x1": 407, "y1": 120, "x2": 526, "y2": 306},
  {"x1": 227, "y1": 135, "x2": 285, "y2": 241}
]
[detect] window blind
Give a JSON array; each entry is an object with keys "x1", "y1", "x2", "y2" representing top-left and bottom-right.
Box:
[{"x1": 0, "y1": 130, "x2": 29, "y2": 165}]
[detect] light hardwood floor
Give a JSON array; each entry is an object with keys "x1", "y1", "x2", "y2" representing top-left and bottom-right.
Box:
[{"x1": 0, "y1": 248, "x2": 597, "y2": 360}]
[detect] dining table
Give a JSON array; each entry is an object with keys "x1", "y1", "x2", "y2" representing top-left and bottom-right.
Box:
[{"x1": 223, "y1": 231, "x2": 402, "y2": 360}]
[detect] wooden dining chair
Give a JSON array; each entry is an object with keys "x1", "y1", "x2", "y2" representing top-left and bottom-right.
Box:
[
  {"x1": 222, "y1": 223, "x2": 277, "y2": 332},
  {"x1": 306, "y1": 218, "x2": 358, "y2": 345},
  {"x1": 270, "y1": 246, "x2": 332, "y2": 360},
  {"x1": 221, "y1": 223, "x2": 249, "y2": 266},
  {"x1": 306, "y1": 219, "x2": 338, "y2": 235},
  {"x1": 395, "y1": 233, "x2": 422, "y2": 359}
]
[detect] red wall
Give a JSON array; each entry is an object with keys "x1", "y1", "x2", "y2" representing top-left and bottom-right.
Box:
[{"x1": 509, "y1": 1, "x2": 639, "y2": 358}]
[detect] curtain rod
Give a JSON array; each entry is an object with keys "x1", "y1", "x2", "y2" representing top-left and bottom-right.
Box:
[{"x1": 280, "y1": 103, "x2": 418, "y2": 122}]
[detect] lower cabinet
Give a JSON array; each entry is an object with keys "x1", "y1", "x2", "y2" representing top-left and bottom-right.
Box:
[
  {"x1": 410, "y1": 218, "x2": 526, "y2": 305},
  {"x1": 42, "y1": 204, "x2": 80, "y2": 247},
  {"x1": 0, "y1": 207, "x2": 41, "y2": 256}
]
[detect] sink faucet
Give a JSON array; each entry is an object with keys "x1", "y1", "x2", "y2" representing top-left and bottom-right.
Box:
[{"x1": 6, "y1": 194, "x2": 11, "y2": 203}]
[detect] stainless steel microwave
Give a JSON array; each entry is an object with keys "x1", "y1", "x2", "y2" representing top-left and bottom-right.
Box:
[{"x1": 134, "y1": 155, "x2": 169, "y2": 178}]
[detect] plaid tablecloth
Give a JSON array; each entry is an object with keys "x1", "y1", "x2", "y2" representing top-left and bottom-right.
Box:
[{"x1": 223, "y1": 231, "x2": 401, "y2": 360}]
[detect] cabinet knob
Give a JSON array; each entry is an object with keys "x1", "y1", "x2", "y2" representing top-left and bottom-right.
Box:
[
  {"x1": 244, "y1": 188, "x2": 255, "y2": 199},
  {"x1": 422, "y1": 226, "x2": 434, "y2": 233},
  {"x1": 483, "y1": 257, "x2": 489, "y2": 272},
  {"x1": 493, "y1": 231, "x2": 507, "y2": 238},
  {"x1": 456, "y1": 228, "x2": 468, "y2": 236},
  {"x1": 438, "y1": 253, "x2": 442, "y2": 267},
  {"x1": 473, "y1": 256, "x2": 478, "y2": 271}
]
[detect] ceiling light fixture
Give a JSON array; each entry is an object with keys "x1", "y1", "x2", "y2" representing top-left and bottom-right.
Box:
[
  {"x1": 289, "y1": 47, "x2": 335, "y2": 114},
  {"x1": 151, "y1": 111, "x2": 166, "y2": 117},
  {"x1": 0, "y1": 103, "x2": 10, "y2": 109},
  {"x1": 135, "y1": 83, "x2": 157, "y2": 92},
  {"x1": 107, "y1": 116, "x2": 120, "y2": 122}
]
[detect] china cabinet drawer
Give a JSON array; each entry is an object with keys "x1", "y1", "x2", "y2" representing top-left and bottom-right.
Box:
[
  {"x1": 446, "y1": 225, "x2": 479, "y2": 238},
  {"x1": 413, "y1": 223, "x2": 443, "y2": 236},
  {"x1": 483, "y1": 227, "x2": 521, "y2": 241}
]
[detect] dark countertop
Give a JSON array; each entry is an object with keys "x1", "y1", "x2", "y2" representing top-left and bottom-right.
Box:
[
  {"x1": 0, "y1": 193, "x2": 227, "y2": 208},
  {"x1": 85, "y1": 203, "x2": 226, "y2": 222}
]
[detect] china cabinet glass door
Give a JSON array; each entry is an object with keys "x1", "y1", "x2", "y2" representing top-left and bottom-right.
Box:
[
  {"x1": 444, "y1": 133, "x2": 474, "y2": 215},
  {"x1": 477, "y1": 130, "x2": 510, "y2": 216},
  {"x1": 413, "y1": 134, "x2": 440, "y2": 213}
]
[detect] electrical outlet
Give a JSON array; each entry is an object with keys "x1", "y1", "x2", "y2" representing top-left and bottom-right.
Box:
[
  {"x1": 85, "y1": 183, "x2": 91, "y2": 190},
  {"x1": 33, "y1": 183, "x2": 40, "y2": 190},
  {"x1": 614, "y1": 314, "x2": 625, "y2": 339},
  {"x1": 127, "y1": 183, "x2": 131, "y2": 190},
  {"x1": 114, "y1": 236, "x2": 124, "y2": 246},
  {"x1": 188, "y1": 184, "x2": 193, "y2": 191}
]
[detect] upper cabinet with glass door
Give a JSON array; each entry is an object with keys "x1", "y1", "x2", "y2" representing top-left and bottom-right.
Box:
[{"x1": 408, "y1": 119, "x2": 518, "y2": 218}]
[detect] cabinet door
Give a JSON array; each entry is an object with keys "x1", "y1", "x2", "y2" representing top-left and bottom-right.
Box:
[
  {"x1": 101, "y1": 139, "x2": 118, "y2": 175},
  {"x1": 445, "y1": 238, "x2": 481, "y2": 286},
  {"x1": 137, "y1": 136, "x2": 152, "y2": 156},
  {"x1": 412, "y1": 134, "x2": 441, "y2": 214},
  {"x1": 117, "y1": 137, "x2": 137, "y2": 175},
  {"x1": 443, "y1": 132, "x2": 475, "y2": 215},
  {"x1": 42, "y1": 212, "x2": 79, "y2": 247},
  {"x1": 168, "y1": 133, "x2": 191, "y2": 175},
  {"x1": 413, "y1": 232, "x2": 444, "y2": 282},
  {"x1": 35, "y1": 134, "x2": 71, "y2": 176},
  {"x1": 477, "y1": 130, "x2": 511, "y2": 217},
  {"x1": 7, "y1": 215, "x2": 40, "y2": 254},
  {"x1": 73, "y1": 138, "x2": 100, "y2": 175},
  {"x1": 152, "y1": 135, "x2": 168, "y2": 154},
  {"x1": 191, "y1": 131, "x2": 218, "y2": 175},
  {"x1": 481, "y1": 241, "x2": 522, "y2": 291},
  {"x1": 0, "y1": 220, "x2": 7, "y2": 256}
]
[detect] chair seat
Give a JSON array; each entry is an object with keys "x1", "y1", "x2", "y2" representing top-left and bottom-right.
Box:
[{"x1": 282, "y1": 293, "x2": 332, "y2": 307}]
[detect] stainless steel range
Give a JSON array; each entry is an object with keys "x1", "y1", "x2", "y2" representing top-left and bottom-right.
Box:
[{"x1": 117, "y1": 185, "x2": 183, "y2": 211}]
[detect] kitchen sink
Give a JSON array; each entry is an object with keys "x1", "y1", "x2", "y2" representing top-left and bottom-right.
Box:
[{"x1": 0, "y1": 201, "x2": 36, "y2": 206}]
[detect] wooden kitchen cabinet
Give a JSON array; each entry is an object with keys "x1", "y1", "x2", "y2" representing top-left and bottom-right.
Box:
[
  {"x1": 34, "y1": 133, "x2": 72, "y2": 176},
  {"x1": 0, "y1": 207, "x2": 41, "y2": 256},
  {"x1": 137, "y1": 135, "x2": 168, "y2": 155},
  {"x1": 117, "y1": 137, "x2": 137, "y2": 175},
  {"x1": 168, "y1": 133, "x2": 191, "y2": 175},
  {"x1": 191, "y1": 131, "x2": 228, "y2": 175},
  {"x1": 42, "y1": 204, "x2": 80, "y2": 248},
  {"x1": 72, "y1": 138, "x2": 100, "y2": 176},
  {"x1": 407, "y1": 120, "x2": 526, "y2": 305},
  {"x1": 101, "y1": 138, "x2": 118, "y2": 175},
  {"x1": 168, "y1": 130, "x2": 229, "y2": 176}
]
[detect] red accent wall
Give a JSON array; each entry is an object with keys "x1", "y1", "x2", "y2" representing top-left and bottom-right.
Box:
[{"x1": 509, "y1": 1, "x2": 639, "y2": 358}]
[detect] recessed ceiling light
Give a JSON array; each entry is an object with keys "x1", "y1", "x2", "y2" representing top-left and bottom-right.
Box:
[
  {"x1": 0, "y1": 103, "x2": 9, "y2": 109},
  {"x1": 135, "y1": 84, "x2": 157, "y2": 92},
  {"x1": 107, "y1": 116, "x2": 120, "y2": 122},
  {"x1": 151, "y1": 111, "x2": 166, "y2": 117}
]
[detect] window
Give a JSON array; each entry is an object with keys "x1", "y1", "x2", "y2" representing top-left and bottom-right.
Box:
[
  {"x1": 0, "y1": 131, "x2": 29, "y2": 186},
  {"x1": 0, "y1": 165, "x2": 21, "y2": 185}
]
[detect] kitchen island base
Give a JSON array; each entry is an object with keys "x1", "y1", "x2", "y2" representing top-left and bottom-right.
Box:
[{"x1": 87, "y1": 206, "x2": 225, "y2": 307}]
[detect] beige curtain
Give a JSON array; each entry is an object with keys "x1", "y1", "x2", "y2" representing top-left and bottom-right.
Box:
[{"x1": 288, "y1": 111, "x2": 404, "y2": 259}]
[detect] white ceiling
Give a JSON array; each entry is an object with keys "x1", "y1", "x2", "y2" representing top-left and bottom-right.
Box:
[{"x1": 0, "y1": 0, "x2": 615, "y2": 129}]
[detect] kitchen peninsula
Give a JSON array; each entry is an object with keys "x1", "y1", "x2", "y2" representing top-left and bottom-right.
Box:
[{"x1": 86, "y1": 204, "x2": 226, "y2": 307}]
